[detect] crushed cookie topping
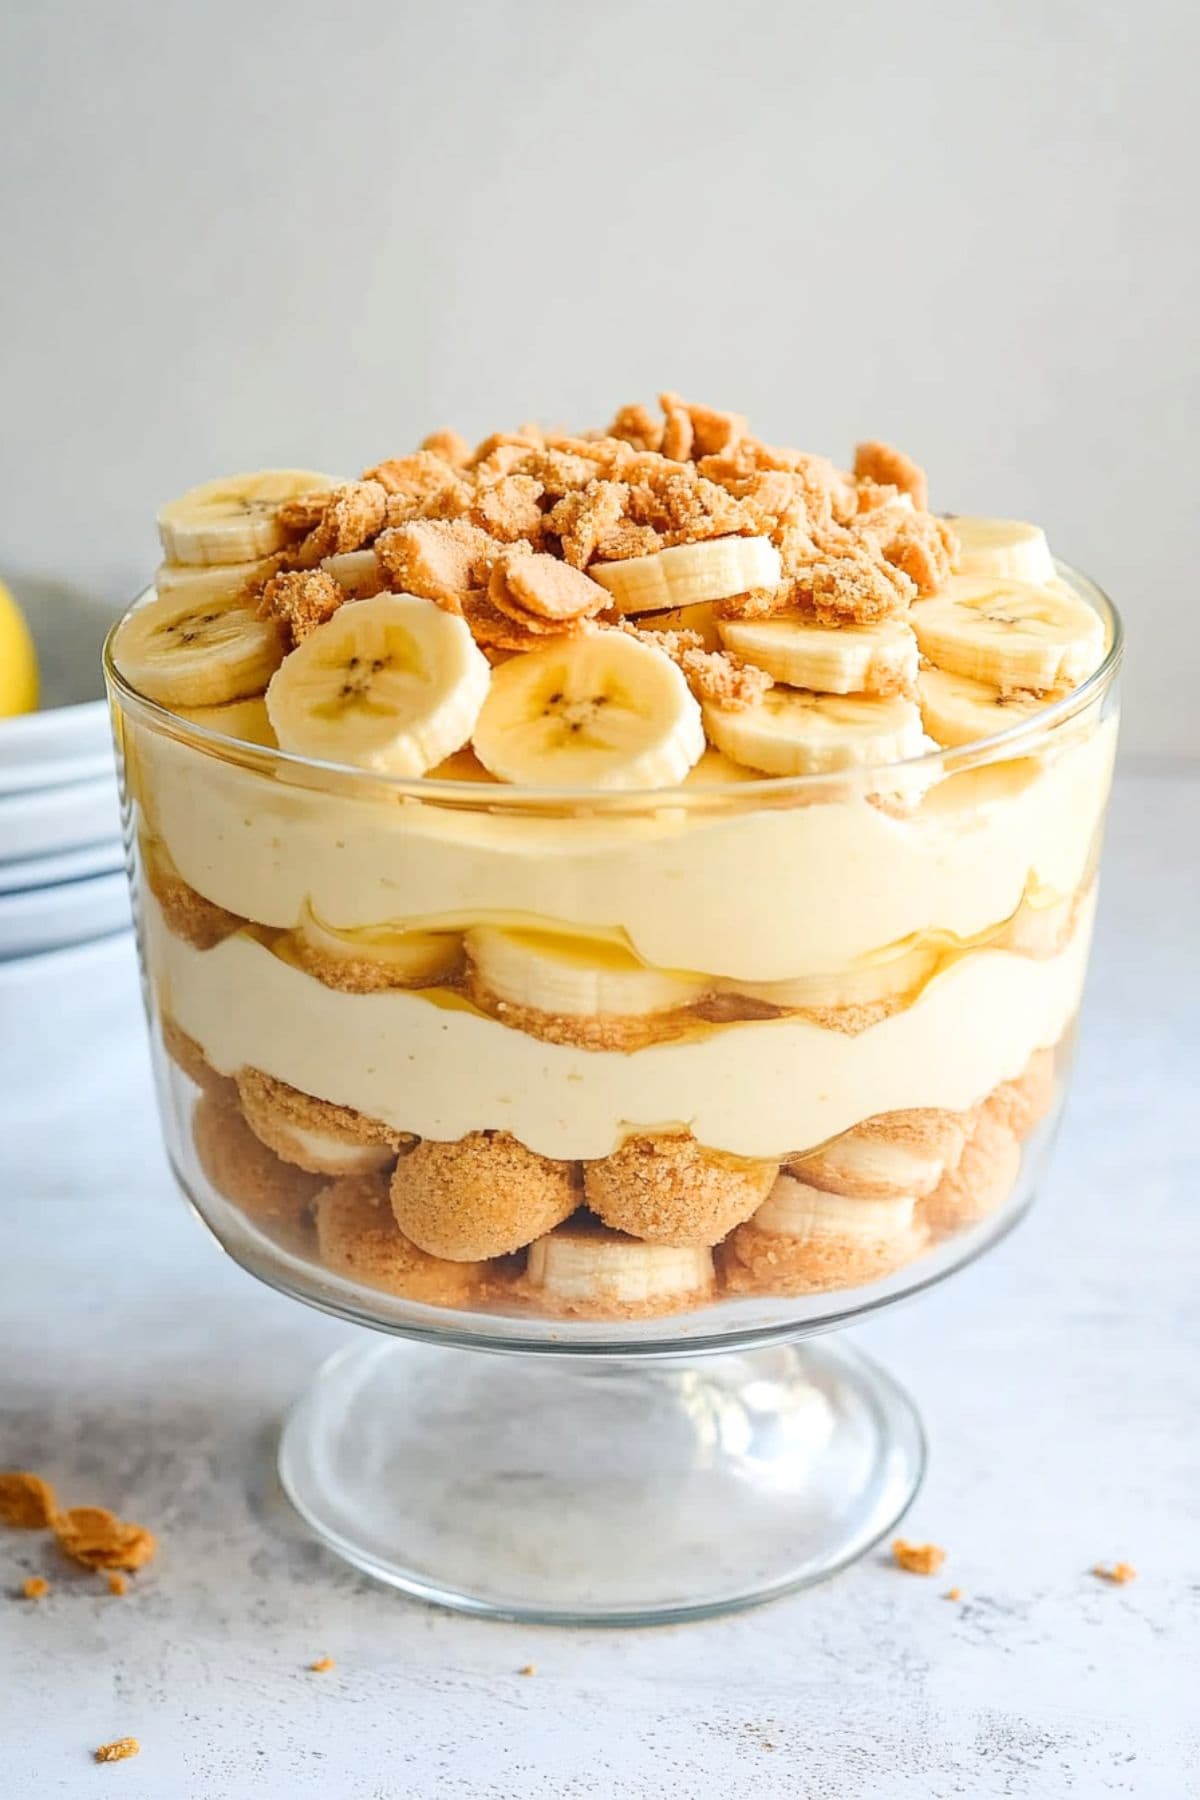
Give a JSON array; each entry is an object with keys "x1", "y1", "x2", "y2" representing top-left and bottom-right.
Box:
[
  {"x1": 0, "y1": 1470, "x2": 58, "y2": 1530},
  {"x1": 240, "y1": 396, "x2": 943, "y2": 658}
]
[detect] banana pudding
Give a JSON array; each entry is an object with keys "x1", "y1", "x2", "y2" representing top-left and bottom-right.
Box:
[{"x1": 108, "y1": 393, "x2": 1118, "y2": 1326}]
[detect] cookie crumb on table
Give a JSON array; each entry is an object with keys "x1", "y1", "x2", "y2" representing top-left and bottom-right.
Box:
[
  {"x1": 52, "y1": 1506, "x2": 157, "y2": 1572},
  {"x1": 1093, "y1": 1560, "x2": 1137, "y2": 1584},
  {"x1": 20, "y1": 1575, "x2": 49, "y2": 1600},
  {"x1": 309, "y1": 1656, "x2": 335, "y2": 1673},
  {"x1": 891, "y1": 1538, "x2": 947, "y2": 1576},
  {"x1": 518, "y1": 1663, "x2": 537, "y2": 1677},
  {"x1": 106, "y1": 1572, "x2": 128, "y2": 1596},
  {"x1": 943, "y1": 1586, "x2": 963, "y2": 1602},
  {"x1": 93, "y1": 1739, "x2": 140, "y2": 1764},
  {"x1": 0, "y1": 1471, "x2": 58, "y2": 1529}
]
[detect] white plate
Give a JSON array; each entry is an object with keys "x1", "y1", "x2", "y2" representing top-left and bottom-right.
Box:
[
  {"x1": 0, "y1": 839, "x2": 125, "y2": 895},
  {"x1": 0, "y1": 702, "x2": 113, "y2": 795},
  {"x1": 0, "y1": 869, "x2": 131, "y2": 960},
  {"x1": 0, "y1": 770, "x2": 121, "y2": 862}
]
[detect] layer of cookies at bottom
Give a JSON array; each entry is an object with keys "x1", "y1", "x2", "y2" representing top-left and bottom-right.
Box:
[{"x1": 168, "y1": 1016, "x2": 1060, "y2": 1319}]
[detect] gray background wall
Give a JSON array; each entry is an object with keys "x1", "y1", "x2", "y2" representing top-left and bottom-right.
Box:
[{"x1": 1, "y1": 0, "x2": 1195, "y2": 755}]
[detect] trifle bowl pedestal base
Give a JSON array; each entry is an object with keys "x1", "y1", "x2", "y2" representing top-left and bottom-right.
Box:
[{"x1": 278, "y1": 1333, "x2": 925, "y2": 1625}]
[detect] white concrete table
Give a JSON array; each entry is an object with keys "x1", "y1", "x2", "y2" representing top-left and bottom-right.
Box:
[{"x1": 2, "y1": 770, "x2": 1197, "y2": 1799}]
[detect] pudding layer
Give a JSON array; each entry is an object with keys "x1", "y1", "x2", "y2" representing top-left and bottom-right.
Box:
[
  {"x1": 146, "y1": 888, "x2": 1095, "y2": 1161},
  {"x1": 130, "y1": 714, "x2": 1115, "y2": 984}
]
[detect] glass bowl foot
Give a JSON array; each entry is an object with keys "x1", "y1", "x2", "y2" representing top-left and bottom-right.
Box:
[{"x1": 278, "y1": 1334, "x2": 925, "y2": 1625}]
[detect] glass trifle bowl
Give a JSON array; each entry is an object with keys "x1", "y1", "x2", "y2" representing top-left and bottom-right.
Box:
[{"x1": 105, "y1": 407, "x2": 1121, "y2": 1621}]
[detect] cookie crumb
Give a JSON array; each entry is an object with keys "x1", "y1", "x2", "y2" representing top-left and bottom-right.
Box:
[
  {"x1": 943, "y1": 1586, "x2": 962, "y2": 1602},
  {"x1": 93, "y1": 1738, "x2": 140, "y2": 1764},
  {"x1": 0, "y1": 1470, "x2": 58, "y2": 1529},
  {"x1": 106, "y1": 1572, "x2": 128, "y2": 1596},
  {"x1": 518, "y1": 1663, "x2": 536, "y2": 1676},
  {"x1": 52, "y1": 1506, "x2": 157, "y2": 1572},
  {"x1": 892, "y1": 1538, "x2": 946, "y2": 1576},
  {"x1": 309, "y1": 1655, "x2": 335, "y2": 1672},
  {"x1": 20, "y1": 1575, "x2": 49, "y2": 1600},
  {"x1": 1093, "y1": 1561, "x2": 1136, "y2": 1584}
]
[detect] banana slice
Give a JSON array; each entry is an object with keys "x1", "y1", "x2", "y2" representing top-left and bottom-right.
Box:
[
  {"x1": 291, "y1": 903, "x2": 463, "y2": 989},
  {"x1": 719, "y1": 612, "x2": 918, "y2": 695},
  {"x1": 911, "y1": 576, "x2": 1104, "y2": 693},
  {"x1": 266, "y1": 592, "x2": 490, "y2": 775},
  {"x1": 727, "y1": 940, "x2": 938, "y2": 1013},
  {"x1": 175, "y1": 695, "x2": 278, "y2": 747},
  {"x1": 321, "y1": 549, "x2": 386, "y2": 597},
  {"x1": 111, "y1": 589, "x2": 285, "y2": 708},
  {"x1": 637, "y1": 599, "x2": 723, "y2": 649},
  {"x1": 472, "y1": 630, "x2": 704, "y2": 789},
  {"x1": 918, "y1": 665, "x2": 1060, "y2": 748},
  {"x1": 466, "y1": 926, "x2": 707, "y2": 1019},
  {"x1": 157, "y1": 470, "x2": 337, "y2": 566},
  {"x1": 588, "y1": 535, "x2": 782, "y2": 615},
  {"x1": 950, "y1": 516, "x2": 1055, "y2": 584},
  {"x1": 703, "y1": 688, "x2": 926, "y2": 777},
  {"x1": 751, "y1": 1178, "x2": 919, "y2": 1241},
  {"x1": 154, "y1": 556, "x2": 276, "y2": 607},
  {"x1": 524, "y1": 1218, "x2": 715, "y2": 1315}
]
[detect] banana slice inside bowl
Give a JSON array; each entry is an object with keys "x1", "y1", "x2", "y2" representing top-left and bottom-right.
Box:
[
  {"x1": 266, "y1": 592, "x2": 491, "y2": 775},
  {"x1": 111, "y1": 588, "x2": 286, "y2": 708},
  {"x1": 472, "y1": 630, "x2": 704, "y2": 789},
  {"x1": 911, "y1": 576, "x2": 1105, "y2": 693},
  {"x1": 703, "y1": 688, "x2": 927, "y2": 778},
  {"x1": 719, "y1": 612, "x2": 918, "y2": 695},
  {"x1": 588, "y1": 535, "x2": 782, "y2": 615},
  {"x1": 950, "y1": 516, "x2": 1055, "y2": 584},
  {"x1": 466, "y1": 925, "x2": 708, "y2": 1020},
  {"x1": 157, "y1": 469, "x2": 337, "y2": 566},
  {"x1": 918, "y1": 666, "x2": 1064, "y2": 749},
  {"x1": 524, "y1": 1218, "x2": 715, "y2": 1315}
]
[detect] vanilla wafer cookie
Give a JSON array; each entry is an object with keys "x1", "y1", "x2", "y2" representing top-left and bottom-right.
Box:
[
  {"x1": 788, "y1": 1108, "x2": 971, "y2": 1200},
  {"x1": 984, "y1": 1047, "x2": 1058, "y2": 1139},
  {"x1": 583, "y1": 1134, "x2": 777, "y2": 1246},
  {"x1": 315, "y1": 1172, "x2": 485, "y2": 1306},
  {"x1": 160, "y1": 1016, "x2": 237, "y2": 1103},
  {"x1": 390, "y1": 1131, "x2": 579, "y2": 1261},
  {"x1": 192, "y1": 1094, "x2": 321, "y2": 1230},
  {"x1": 721, "y1": 1177, "x2": 928, "y2": 1295},
  {"x1": 236, "y1": 1068, "x2": 409, "y2": 1177},
  {"x1": 144, "y1": 845, "x2": 244, "y2": 950},
  {"x1": 920, "y1": 1112, "x2": 1021, "y2": 1232}
]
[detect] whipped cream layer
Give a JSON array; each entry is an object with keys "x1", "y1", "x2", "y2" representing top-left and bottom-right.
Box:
[
  {"x1": 132, "y1": 715, "x2": 1116, "y2": 982},
  {"x1": 147, "y1": 891, "x2": 1094, "y2": 1160}
]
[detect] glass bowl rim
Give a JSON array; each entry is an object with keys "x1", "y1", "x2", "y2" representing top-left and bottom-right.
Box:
[{"x1": 103, "y1": 561, "x2": 1123, "y2": 810}]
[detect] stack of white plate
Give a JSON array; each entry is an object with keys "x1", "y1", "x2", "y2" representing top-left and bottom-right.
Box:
[{"x1": 0, "y1": 578, "x2": 129, "y2": 962}]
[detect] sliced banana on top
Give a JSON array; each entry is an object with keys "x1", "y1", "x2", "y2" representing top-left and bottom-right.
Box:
[
  {"x1": 588, "y1": 535, "x2": 782, "y2": 615},
  {"x1": 266, "y1": 592, "x2": 490, "y2": 775},
  {"x1": 111, "y1": 589, "x2": 286, "y2": 708},
  {"x1": 321, "y1": 549, "x2": 386, "y2": 597},
  {"x1": 703, "y1": 688, "x2": 927, "y2": 777},
  {"x1": 157, "y1": 469, "x2": 337, "y2": 567},
  {"x1": 154, "y1": 556, "x2": 277, "y2": 607},
  {"x1": 466, "y1": 925, "x2": 708, "y2": 1020},
  {"x1": 950, "y1": 516, "x2": 1055, "y2": 584},
  {"x1": 911, "y1": 576, "x2": 1104, "y2": 693},
  {"x1": 637, "y1": 599, "x2": 723, "y2": 649},
  {"x1": 719, "y1": 612, "x2": 918, "y2": 695},
  {"x1": 472, "y1": 630, "x2": 705, "y2": 789},
  {"x1": 918, "y1": 666, "x2": 1062, "y2": 748}
]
